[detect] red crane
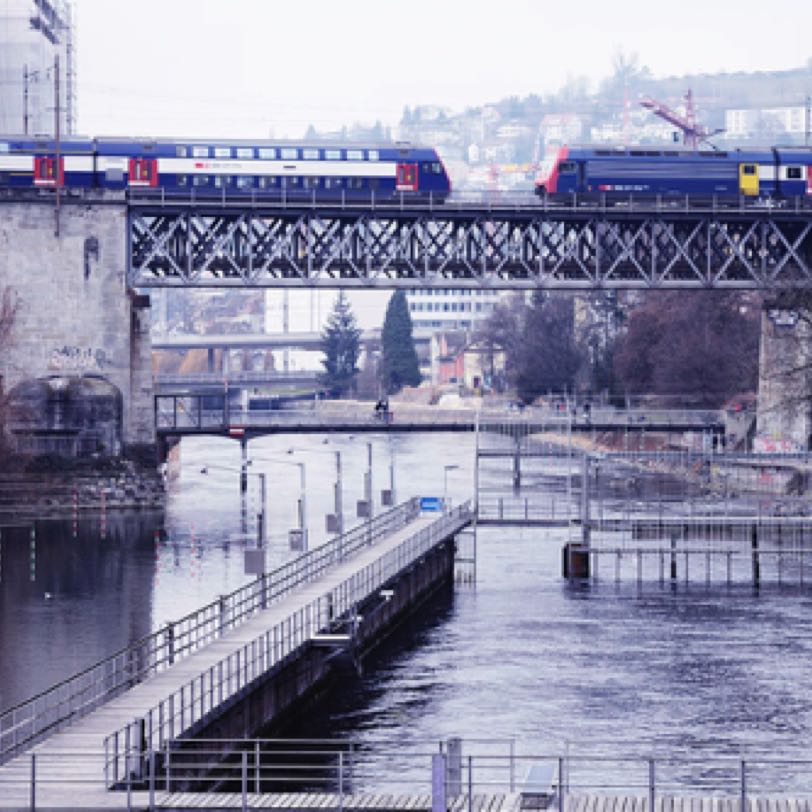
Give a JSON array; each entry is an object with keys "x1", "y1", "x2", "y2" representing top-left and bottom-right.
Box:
[{"x1": 639, "y1": 89, "x2": 724, "y2": 150}]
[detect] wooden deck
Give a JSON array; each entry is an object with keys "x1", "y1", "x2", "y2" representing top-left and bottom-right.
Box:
[{"x1": 0, "y1": 511, "x2": 467, "y2": 810}]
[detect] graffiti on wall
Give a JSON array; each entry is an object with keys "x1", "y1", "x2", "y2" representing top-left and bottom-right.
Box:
[{"x1": 48, "y1": 345, "x2": 111, "y2": 373}]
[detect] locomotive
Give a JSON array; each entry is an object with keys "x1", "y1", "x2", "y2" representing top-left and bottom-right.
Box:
[
  {"x1": 0, "y1": 135, "x2": 452, "y2": 201},
  {"x1": 534, "y1": 145, "x2": 812, "y2": 201}
]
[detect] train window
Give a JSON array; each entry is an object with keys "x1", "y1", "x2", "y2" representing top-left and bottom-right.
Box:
[
  {"x1": 286, "y1": 176, "x2": 300, "y2": 186},
  {"x1": 787, "y1": 167, "x2": 803, "y2": 180},
  {"x1": 258, "y1": 176, "x2": 278, "y2": 188},
  {"x1": 325, "y1": 149, "x2": 342, "y2": 161},
  {"x1": 367, "y1": 150, "x2": 379, "y2": 161},
  {"x1": 742, "y1": 164, "x2": 756, "y2": 175},
  {"x1": 302, "y1": 149, "x2": 319, "y2": 160},
  {"x1": 236, "y1": 176, "x2": 253, "y2": 188},
  {"x1": 303, "y1": 177, "x2": 319, "y2": 188},
  {"x1": 0, "y1": 143, "x2": 9, "y2": 153},
  {"x1": 258, "y1": 148, "x2": 276, "y2": 159},
  {"x1": 280, "y1": 148, "x2": 298, "y2": 160},
  {"x1": 432, "y1": 162, "x2": 442, "y2": 174},
  {"x1": 192, "y1": 146, "x2": 209, "y2": 158},
  {"x1": 325, "y1": 177, "x2": 343, "y2": 188},
  {"x1": 236, "y1": 147, "x2": 254, "y2": 159},
  {"x1": 214, "y1": 176, "x2": 233, "y2": 187},
  {"x1": 560, "y1": 161, "x2": 577, "y2": 173},
  {"x1": 177, "y1": 175, "x2": 187, "y2": 186},
  {"x1": 214, "y1": 147, "x2": 231, "y2": 158},
  {"x1": 346, "y1": 150, "x2": 363, "y2": 161},
  {"x1": 193, "y1": 175, "x2": 209, "y2": 186},
  {"x1": 176, "y1": 146, "x2": 188, "y2": 157}
]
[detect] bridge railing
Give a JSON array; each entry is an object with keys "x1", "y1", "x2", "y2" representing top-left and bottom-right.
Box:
[
  {"x1": 0, "y1": 498, "x2": 424, "y2": 765},
  {"x1": 126, "y1": 186, "x2": 812, "y2": 215},
  {"x1": 102, "y1": 502, "x2": 473, "y2": 783}
]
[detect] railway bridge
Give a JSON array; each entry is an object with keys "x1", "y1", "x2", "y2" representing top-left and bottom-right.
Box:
[{"x1": 0, "y1": 190, "x2": 810, "y2": 453}]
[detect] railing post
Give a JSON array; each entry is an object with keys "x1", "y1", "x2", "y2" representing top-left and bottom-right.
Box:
[
  {"x1": 740, "y1": 759, "x2": 747, "y2": 812},
  {"x1": 338, "y1": 751, "x2": 344, "y2": 812},
  {"x1": 242, "y1": 750, "x2": 248, "y2": 812},
  {"x1": 558, "y1": 756, "x2": 565, "y2": 812},
  {"x1": 30, "y1": 752, "x2": 36, "y2": 812},
  {"x1": 166, "y1": 622, "x2": 175, "y2": 665},
  {"x1": 648, "y1": 758, "x2": 655, "y2": 812},
  {"x1": 219, "y1": 594, "x2": 227, "y2": 634},
  {"x1": 255, "y1": 740, "x2": 261, "y2": 794},
  {"x1": 149, "y1": 749, "x2": 156, "y2": 812}
]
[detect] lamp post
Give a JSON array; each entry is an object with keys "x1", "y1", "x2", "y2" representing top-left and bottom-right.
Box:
[
  {"x1": 249, "y1": 457, "x2": 308, "y2": 552},
  {"x1": 443, "y1": 464, "x2": 460, "y2": 510},
  {"x1": 200, "y1": 464, "x2": 266, "y2": 547}
]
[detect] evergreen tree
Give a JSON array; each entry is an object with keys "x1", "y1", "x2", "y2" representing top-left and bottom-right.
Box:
[
  {"x1": 381, "y1": 291, "x2": 421, "y2": 394},
  {"x1": 319, "y1": 293, "x2": 361, "y2": 397}
]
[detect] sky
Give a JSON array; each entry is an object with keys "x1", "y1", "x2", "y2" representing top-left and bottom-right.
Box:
[
  {"x1": 72, "y1": 0, "x2": 812, "y2": 333},
  {"x1": 75, "y1": 0, "x2": 812, "y2": 140}
]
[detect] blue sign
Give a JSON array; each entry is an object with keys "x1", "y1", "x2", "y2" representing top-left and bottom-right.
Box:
[{"x1": 420, "y1": 496, "x2": 443, "y2": 512}]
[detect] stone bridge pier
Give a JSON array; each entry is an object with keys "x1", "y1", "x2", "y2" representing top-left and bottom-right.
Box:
[
  {"x1": 756, "y1": 306, "x2": 812, "y2": 452},
  {"x1": 0, "y1": 197, "x2": 154, "y2": 454}
]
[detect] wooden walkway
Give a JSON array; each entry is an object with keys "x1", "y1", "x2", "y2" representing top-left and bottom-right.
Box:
[{"x1": 0, "y1": 510, "x2": 469, "y2": 810}]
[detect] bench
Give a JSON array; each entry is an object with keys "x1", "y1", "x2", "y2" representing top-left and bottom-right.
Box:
[{"x1": 520, "y1": 761, "x2": 557, "y2": 810}]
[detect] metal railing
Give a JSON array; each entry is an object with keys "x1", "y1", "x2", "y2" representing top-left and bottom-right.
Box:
[
  {"x1": 8, "y1": 740, "x2": 812, "y2": 812},
  {"x1": 102, "y1": 503, "x2": 473, "y2": 782},
  {"x1": 0, "y1": 498, "x2": 425, "y2": 764}
]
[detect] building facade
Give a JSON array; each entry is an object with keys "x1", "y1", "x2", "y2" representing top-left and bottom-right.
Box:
[
  {"x1": 0, "y1": 0, "x2": 75, "y2": 135},
  {"x1": 406, "y1": 287, "x2": 503, "y2": 333}
]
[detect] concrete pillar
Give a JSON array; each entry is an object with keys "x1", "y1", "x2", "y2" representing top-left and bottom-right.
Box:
[
  {"x1": 756, "y1": 308, "x2": 812, "y2": 451},
  {"x1": 0, "y1": 196, "x2": 155, "y2": 451}
]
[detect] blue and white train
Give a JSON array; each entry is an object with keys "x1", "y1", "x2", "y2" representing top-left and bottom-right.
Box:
[
  {"x1": 0, "y1": 136, "x2": 452, "y2": 201},
  {"x1": 535, "y1": 145, "x2": 812, "y2": 201}
]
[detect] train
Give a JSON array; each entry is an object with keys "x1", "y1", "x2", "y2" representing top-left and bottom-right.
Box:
[
  {"x1": 0, "y1": 135, "x2": 452, "y2": 201},
  {"x1": 534, "y1": 145, "x2": 812, "y2": 201}
]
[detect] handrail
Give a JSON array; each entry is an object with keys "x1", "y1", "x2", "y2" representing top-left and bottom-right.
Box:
[
  {"x1": 0, "y1": 498, "x2": 422, "y2": 764},
  {"x1": 102, "y1": 502, "x2": 473, "y2": 784}
]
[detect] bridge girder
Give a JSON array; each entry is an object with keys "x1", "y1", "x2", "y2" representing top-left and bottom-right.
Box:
[{"x1": 128, "y1": 206, "x2": 812, "y2": 290}]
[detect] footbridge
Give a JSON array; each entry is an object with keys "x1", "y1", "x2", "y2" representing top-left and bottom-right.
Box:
[{"x1": 0, "y1": 498, "x2": 472, "y2": 809}]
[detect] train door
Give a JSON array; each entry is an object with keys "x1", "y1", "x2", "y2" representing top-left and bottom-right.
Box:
[
  {"x1": 33, "y1": 155, "x2": 63, "y2": 186},
  {"x1": 396, "y1": 163, "x2": 418, "y2": 192},
  {"x1": 129, "y1": 158, "x2": 158, "y2": 187},
  {"x1": 739, "y1": 163, "x2": 759, "y2": 196}
]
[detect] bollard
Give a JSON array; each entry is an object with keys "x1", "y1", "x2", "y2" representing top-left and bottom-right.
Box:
[
  {"x1": 432, "y1": 752, "x2": 447, "y2": 812},
  {"x1": 751, "y1": 524, "x2": 760, "y2": 587},
  {"x1": 670, "y1": 532, "x2": 677, "y2": 581}
]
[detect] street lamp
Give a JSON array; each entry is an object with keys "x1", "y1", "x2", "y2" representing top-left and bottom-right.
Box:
[
  {"x1": 248, "y1": 456, "x2": 308, "y2": 552},
  {"x1": 200, "y1": 464, "x2": 266, "y2": 547},
  {"x1": 443, "y1": 464, "x2": 460, "y2": 510}
]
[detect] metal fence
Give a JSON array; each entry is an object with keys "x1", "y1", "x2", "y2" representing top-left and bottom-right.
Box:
[
  {"x1": 0, "y1": 498, "x2": 427, "y2": 764},
  {"x1": 103, "y1": 503, "x2": 473, "y2": 781}
]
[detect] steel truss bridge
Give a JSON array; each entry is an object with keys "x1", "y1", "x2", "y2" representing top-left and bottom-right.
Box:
[{"x1": 128, "y1": 195, "x2": 812, "y2": 290}]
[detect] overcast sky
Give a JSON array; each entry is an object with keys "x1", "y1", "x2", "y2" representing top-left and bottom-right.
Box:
[{"x1": 76, "y1": 0, "x2": 812, "y2": 140}]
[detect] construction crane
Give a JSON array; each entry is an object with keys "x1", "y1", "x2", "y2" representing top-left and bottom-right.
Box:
[{"x1": 639, "y1": 89, "x2": 724, "y2": 150}]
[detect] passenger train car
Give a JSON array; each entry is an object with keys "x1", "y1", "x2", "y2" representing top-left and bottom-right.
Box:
[
  {"x1": 534, "y1": 145, "x2": 812, "y2": 201},
  {"x1": 0, "y1": 136, "x2": 452, "y2": 201}
]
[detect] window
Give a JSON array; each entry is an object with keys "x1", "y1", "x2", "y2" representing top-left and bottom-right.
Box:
[
  {"x1": 346, "y1": 149, "x2": 363, "y2": 161},
  {"x1": 258, "y1": 176, "x2": 278, "y2": 188},
  {"x1": 177, "y1": 175, "x2": 187, "y2": 186},
  {"x1": 236, "y1": 147, "x2": 254, "y2": 159},
  {"x1": 192, "y1": 146, "x2": 209, "y2": 158},
  {"x1": 559, "y1": 161, "x2": 577, "y2": 173},
  {"x1": 193, "y1": 175, "x2": 209, "y2": 186},
  {"x1": 214, "y1": 176, "x2": 233, "y2": 187},
  {"x1": 176, "y1": 146, "x2": 188, "y2": 157},
  {"x1": 432, "y1": 162, "x2": 442, "y2": 174},
  {"x1": 303, "y1": 177, "x2": 320, "y2": 189},
  {"x1": 325, "y1": 149, "x2": 342, "y2": 161},
  {"x1": 280, "y1": 148, "x2": 298, "y2": 160},
  {"x1": 0, "y1": 143, "x2": 9, "y2": 154},
  {"x1": 742, "y1": 164, "x2": 756, "y2": 176},
  {"x1": 214, "y1": 147, "x2": 231, "y2": 158},
  {"x1": 787, "y1": 166, "x2": 803, "y2": 180},
  {"x1": 367, "y1": 150, "x2": 379, "y2": 161},
  {"x1": 258, "y1": 147, "x2": 276, "y2": 159},
  {"x1": 302, "y1": 148, "x2": 319, "y2": 160},
  {"x1": 285, "y1": 176, "x2": 300, "y2": 186},
  {"x1": 236, "y1": 176, "x2": 253, "y2": 188}
]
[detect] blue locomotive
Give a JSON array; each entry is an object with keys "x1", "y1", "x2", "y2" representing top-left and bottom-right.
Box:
[
  {"x1": 535, "y1": 145, "x2": 812, "y2": 201},
  {"x1": 0, "y1": 135, "x2": 452, "y2": 201}
]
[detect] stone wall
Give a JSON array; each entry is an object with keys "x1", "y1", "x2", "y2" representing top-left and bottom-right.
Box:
[
  {"x1": 0, "y1": 194, "x2": 154, "y2": 449},
  {"x1": 756, "y1": 308, "x2": 812, "y2": 451}
]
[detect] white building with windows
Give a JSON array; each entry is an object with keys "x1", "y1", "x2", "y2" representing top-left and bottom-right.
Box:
[
  {"x1": 0, "y1": 0, "x2": 75, "y2": 135},
  {"x1": 405, "y1": 287, "x2": 504, "y2": 333}
]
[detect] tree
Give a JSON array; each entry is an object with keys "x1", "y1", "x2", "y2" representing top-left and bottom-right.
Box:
[
  {"x1": 319, "y1": 293, "x2": 361, "y2": 397},
  {"x1": 513, "y1": 294, "x2": 582, "y2": 403},
  {"x1": 475, "y1": 295, "x2": 526, "y2": 391},
  {"x1": 613, "y1": 291, "x2": 760, "y2": 407},
  {"x1": 380, "y1": 291, "x2": 421, "y2": 394}
]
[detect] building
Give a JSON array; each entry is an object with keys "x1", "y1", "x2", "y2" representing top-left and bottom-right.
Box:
[
  {"x1": 429, "y1": 330, "x2": 506, "y2": 390},
  {"x1": 0, "y1": 0, "x2": 75, "y2": 135},
  {"x1": 725, "y1": 106, "x2": 808, "y2": 140},
  {"x1": 406, "y1": 287, "x2": 503, "y2": 333}
]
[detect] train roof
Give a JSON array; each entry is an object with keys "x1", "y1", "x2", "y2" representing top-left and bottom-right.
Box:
[{"x1": 565, "y1": 144, "x2": 775, "y2": 158}]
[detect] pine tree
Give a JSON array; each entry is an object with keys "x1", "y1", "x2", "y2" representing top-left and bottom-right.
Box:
[
  {"x1": 319, "y1": 293, "x2": 361, "y2": 397},
  {"x1": 381, "y1": 291, "x2": 421, "y2": 394}
]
